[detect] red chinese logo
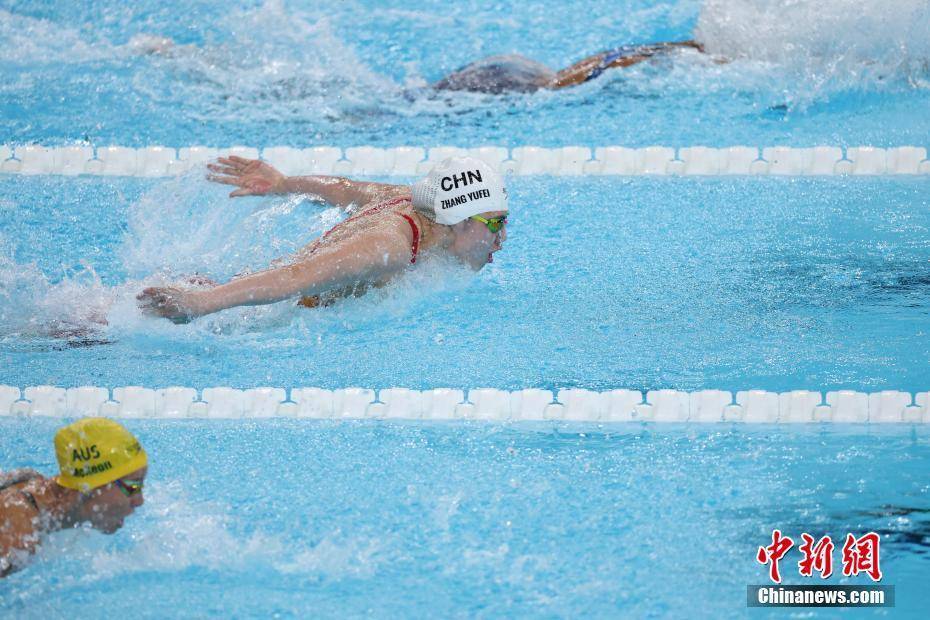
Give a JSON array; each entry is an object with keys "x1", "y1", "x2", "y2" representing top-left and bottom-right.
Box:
[
  {"x1": 842, "y1": 532, "x2": 882, "y2": 582},
  {"x1": 756, "y1": 529, "x2": 794, "y2": 583},
  {"x1": 798, "y1": 534, "x2": 834, "y2": 578},
  {"x1": 758, "y1": 531, "x2": 882, "y2": 583}
]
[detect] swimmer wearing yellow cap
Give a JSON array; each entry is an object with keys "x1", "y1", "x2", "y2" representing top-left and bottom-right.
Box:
[{"x1": 0, "y1": 418, "x2": 148, "y2": 578}]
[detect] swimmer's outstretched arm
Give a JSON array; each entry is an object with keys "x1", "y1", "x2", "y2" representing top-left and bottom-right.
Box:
[
  {"x1": 138, "y1": 224, "x2": 413, "y2": 321},
  {"x1": 207, "y1": 156, "x2": 407, "y2": 208},
  {"x1": 548, "y1": 40, "x2": 704, "y2": 89}
]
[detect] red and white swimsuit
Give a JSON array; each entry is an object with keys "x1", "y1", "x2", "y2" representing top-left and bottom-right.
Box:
[
  {"x1": 318, "y1": 195, "x2": 420, "y2": 263},
  {"x1": 298, "y1": 196, "x2": 420, "y2": 307}
]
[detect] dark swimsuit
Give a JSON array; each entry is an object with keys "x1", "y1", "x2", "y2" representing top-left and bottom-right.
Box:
[{"x1": 298, "y1": 196, "x2": 419, "y2": 307}]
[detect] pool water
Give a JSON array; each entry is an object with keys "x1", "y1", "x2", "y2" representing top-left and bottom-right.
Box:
[
  {"x1": 2, "y1": 0, "x2": 930, "y2": 616},
  {"x1": 1, "y1": 0, "x2": 928, "y2": 147},
  {"x1": 1, "y1": 174, "x2": 929, "y2": 391},
  {"x1": 1, "y1": 419, "x2": 928, "y2": 618}
]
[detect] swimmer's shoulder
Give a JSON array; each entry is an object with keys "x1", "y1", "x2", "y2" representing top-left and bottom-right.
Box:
[
  {"x1": 0, "y1": 468, "x2": 42, "y2": 491},
  {"x1": 0, "y1": 502, "x2": 43, "y2": 576},
  {"x1": 0, "y1": 475, "x2": 47, "y2": 517},
  {"x1": 346, "y1": 187, "x2": 412, "y2": 215},
  {"x1": 0, "y1": 480, "x2": 46, "y2": 566},
  {"x1": 370, "y1": 188, "x2": 414, "y2": 208}
]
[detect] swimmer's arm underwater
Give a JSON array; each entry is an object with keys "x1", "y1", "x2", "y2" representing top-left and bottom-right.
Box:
[
  {"x1": 548, "y1": 40, "x2": 704, "y2": 88},
  {"x1": 207, "y1": 156, "x2": 407, "y2": 208},
  {"x1": 137, "y1": 225, "x2": 413, "y2": 321}
]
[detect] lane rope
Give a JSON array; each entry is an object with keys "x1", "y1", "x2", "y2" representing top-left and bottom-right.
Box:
[
  {"x1": 1, "y1": 144, "x2": 928, "y2": 177},
  {"x1": 1, "y1": 385, "x2": 927, "y2": 423}
]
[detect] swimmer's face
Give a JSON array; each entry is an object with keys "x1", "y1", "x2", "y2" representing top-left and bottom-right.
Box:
[
  {"x1": 77, "y1": 466, "x2": 147, "y2": 534},
  {"x1": 450, "y1": 210, "x2": 508, "y2": 270}
]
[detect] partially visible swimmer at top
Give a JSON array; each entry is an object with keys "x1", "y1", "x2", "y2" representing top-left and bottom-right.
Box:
[
  {"x1": 434, "y1": 41, "x2": 705, "y2": 94},
  {"x1": 137, "y1": 157, "x2": 508, "y2": 322},
  {"x1": 0, "y1": 418, "x2": 148, "y2": 577},
  {"x1": 127, "y1": 33, "x2": 706, "y2": 95}
]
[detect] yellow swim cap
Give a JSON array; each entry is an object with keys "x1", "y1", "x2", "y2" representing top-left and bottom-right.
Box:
[{"x1": 54, "y1": 417, "x2": 147, "y2": 492}]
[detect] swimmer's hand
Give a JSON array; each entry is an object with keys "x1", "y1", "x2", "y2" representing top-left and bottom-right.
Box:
[
  {"x1": 207, "y1": 156, "x2": 287, "y2": 197},
  {"x1": 136, "y1": 287, "x2": 203, "y2": 323}
]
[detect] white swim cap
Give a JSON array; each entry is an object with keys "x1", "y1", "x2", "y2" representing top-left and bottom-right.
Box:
[{"x1": 411, "y1": 157, "x2": 507, "y2": 225}]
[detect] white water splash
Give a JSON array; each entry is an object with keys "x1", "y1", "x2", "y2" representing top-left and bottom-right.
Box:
[
  {"x1": 694, "y1": 0, "x2": 930, "y2": 99},
  {"x1": 0, "y1": 9, "x2": 117, "y2": 64},
  {"x1": 0, "y1": 234, "x2": 114, "y2": 339},
  {"x1": 118, "y1": 171, "x2": 341, "y2": 281},
  {"x1": 17, "y1": 482, "x2": 388, "y2": 585},
  {"x1": 0, "y1": 170, "x2": 480, "y2": 341},
  {"x1": 134, "y1": 0, "x2": 401, "y2": 123}
]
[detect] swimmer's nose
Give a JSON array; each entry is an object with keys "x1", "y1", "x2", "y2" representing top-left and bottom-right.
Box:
[{"x1": 131, "y1": 493, "x2": 144, "y2": 509}]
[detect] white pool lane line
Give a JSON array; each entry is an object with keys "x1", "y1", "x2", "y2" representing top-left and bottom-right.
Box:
[
  {"x1": 1, "y1": 386, "x2": 928, "y2": 423},
  {"x1": 1, "y1": 145, "x2": 929, "y2": 177}
]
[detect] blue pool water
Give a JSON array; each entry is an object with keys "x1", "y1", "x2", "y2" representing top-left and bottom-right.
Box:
[
  {"x1": 2, "y1": 0, "x2": 930, "y2": 616},
  {"x1": 1, "y1": 0, "x2": 929, "y2": 147},
  {"x1": 1, "y1": 419, "x2": 929, "y2": 618},
  {"x1": 1, "y1": 174, "x2": 929, "y2": 391}
]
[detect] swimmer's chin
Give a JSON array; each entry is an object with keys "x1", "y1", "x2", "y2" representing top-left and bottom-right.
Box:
[
  {"x1": 89, "y1": 520, "x2": 123, "y2": 535},
  {"x1": 463, "y1": 254, "x2": 494, "y2": 271}
]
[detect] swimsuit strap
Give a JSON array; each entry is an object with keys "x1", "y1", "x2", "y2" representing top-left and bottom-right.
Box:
[
  {"x1": 397, "y1": 213, "x2": 420, "y2": 263},
  {"x1": 345, "y1": 196, "x2": 412, "y2": 224},
  {"x1": 0, "y1": 481, "x2": 40, "y2": 514},
  {"x1": 586, "y1": 45, "x2": 634, "y2": 82},
  {"x1": 296, "y1": 196, "x2": 417, "y2": 308},
  {"x1": 334, "y1": 195, "x2": 419, "y2": 263},
  {"x1": 320, "y1": 195, "x2": 413, "y2": 240},
  {"x1": 19, "y1": 489, "x2": 39, "y2": 512}
]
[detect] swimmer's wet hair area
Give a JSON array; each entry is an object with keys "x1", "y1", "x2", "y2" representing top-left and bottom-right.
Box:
[
  {"x1": 1, "y1": 385, "x2": 929, "y2": 423},
  {"x1": 1, "y1": 144, "x2": 928, "y2": 177}
]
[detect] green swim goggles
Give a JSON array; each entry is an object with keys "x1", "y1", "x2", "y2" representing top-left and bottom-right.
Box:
[
  {"x1": 470, "y1": 214, "x2": 508, "y2": 233},
  {"x1": 115, "y1": 478, "x2": 144, "y2": 497}
]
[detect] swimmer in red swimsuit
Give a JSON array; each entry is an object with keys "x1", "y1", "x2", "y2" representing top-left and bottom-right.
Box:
[{"x1": 137, "y1": 156, "x2": 508, "y2": 322}]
